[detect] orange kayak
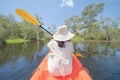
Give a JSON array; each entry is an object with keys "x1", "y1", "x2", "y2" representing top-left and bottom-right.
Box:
[{"x1": 30, "y1": 52, "x2": 92, "y2": 80}]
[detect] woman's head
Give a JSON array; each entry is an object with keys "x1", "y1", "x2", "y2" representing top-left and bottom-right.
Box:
[
  {"x1": 53, "y1": 25, "x2": 75, "y2": 41},
  {"x1": 56, "y1": 40, "x2": 70, "y2": 48}
]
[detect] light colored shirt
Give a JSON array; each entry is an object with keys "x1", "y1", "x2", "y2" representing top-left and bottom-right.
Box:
[{"x1": 47, "y1": 39, "x2": 74, "y2": 77}]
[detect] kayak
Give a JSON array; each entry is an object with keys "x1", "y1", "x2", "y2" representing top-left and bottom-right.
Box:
[{"x1": 30, "y1": 52, "x2": 92, "y2": 80}]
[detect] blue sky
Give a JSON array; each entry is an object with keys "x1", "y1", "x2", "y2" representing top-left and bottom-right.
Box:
[{"x1": 0, "y1": 0, "x2": 120, "y2": 28}]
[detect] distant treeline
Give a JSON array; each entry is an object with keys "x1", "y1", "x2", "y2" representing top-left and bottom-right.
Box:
[{"x1": 0, "y1": 3, "x2": 120, "y2": 45}]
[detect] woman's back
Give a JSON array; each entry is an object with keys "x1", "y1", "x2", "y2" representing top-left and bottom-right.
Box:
[
  {"x1": 47, "y1": 39, "x2": 74, "y2": 77},
  {"x1": 48, "y1": 39, "x2": 74, "y2": 57}
]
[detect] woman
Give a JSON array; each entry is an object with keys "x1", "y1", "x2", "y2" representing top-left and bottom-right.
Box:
[{"x1": 47, "y1": 25, "x2": 75, "y2": 77}]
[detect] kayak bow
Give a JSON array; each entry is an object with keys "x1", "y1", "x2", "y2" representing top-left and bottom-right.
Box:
[{"x1": 30, "y1": 52, "x2": 92, "y2": 80}]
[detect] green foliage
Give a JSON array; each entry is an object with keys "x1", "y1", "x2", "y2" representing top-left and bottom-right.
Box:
[
  {"x1": 81, "y1": 3, "x2": 104, "y2": 32},
  {"x1": 0, "y1": 14, "x2": 44, "y2": 43},
  {"x1": 65, "y1": 15, "x2": 82, "y2": 34},
  {"x1": 0, "y1": 38, "x2": 6, "y2": 46},
  {"x1": 71, "y1": 35, "x2": 85, "y2": 42},
  {"x1": 65, "y1": 3, "x2": 120, "y2": 41},
  {"x1": 6, "y1": 38, "x2": 28, "y2": 44}
]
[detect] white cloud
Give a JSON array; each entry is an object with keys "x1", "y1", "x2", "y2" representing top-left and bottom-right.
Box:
[{"x1": 60, "y1": 0, "x2": 74, "y2": 8}]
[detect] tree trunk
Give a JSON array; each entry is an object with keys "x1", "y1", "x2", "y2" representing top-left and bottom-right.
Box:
[
  {"x1": 105, "y1": 30, "x2": 110, "y2": 41},
  {"x1": 36, "y1": 29, "x2": 40, "y2": 40}
]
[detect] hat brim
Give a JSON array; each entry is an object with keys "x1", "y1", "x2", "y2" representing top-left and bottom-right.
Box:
[{"x1": 53, "y1": 32, "x2": 75, "y2": 41}]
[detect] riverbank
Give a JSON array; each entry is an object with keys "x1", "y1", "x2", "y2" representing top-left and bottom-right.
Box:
[
  {"x1": 5, "y1": 36, "x2": 120, "y2": 44},
  {"x1": 6, "y1": 38, "x2": 29, "y2": 44},
  {"x1": 0, "y1": 38, "x2": 6, "y2": 47},
  {"x1": 71, "y1": 35, "x2": 120, "y2": 43}
]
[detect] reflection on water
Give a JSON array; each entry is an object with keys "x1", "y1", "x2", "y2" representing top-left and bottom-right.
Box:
[
  {"x1": 75, "y1": 42, "x2": 120, "y2": 80},
  {"x1": 0, "y1": 41, "x2": 49, "y2": 80},
  {"x1": 0, "y1": 41, "x2": 120, "y2": 80}
]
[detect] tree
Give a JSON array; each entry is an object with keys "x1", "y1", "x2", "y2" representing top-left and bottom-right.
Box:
[
  {"x1": 65, "y1": 15, "x2": 82, "y2": 35},
  {"x1": 35, "y1": 15, "x2": 44, "y2": 40},
  {"x1": 48, "y1": 24, "x2": 57, "y2": 34},
  {"x1": 0, "y1": 15, "x2": 6, "y2": 38},
  {"x1": 100, "y1": 16, "x2": 120, "y2": 41},
  {"x1": 81, "y1": 3, "x2": 104, "y2": 33}
]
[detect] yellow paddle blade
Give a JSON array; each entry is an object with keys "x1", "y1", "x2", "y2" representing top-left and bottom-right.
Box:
[
  {"x1": 16, "y1": 9, "x2": 40, "y2": 26},
  {"x1": 75, "y1": 53, "x2": 83, "y2": 59}
]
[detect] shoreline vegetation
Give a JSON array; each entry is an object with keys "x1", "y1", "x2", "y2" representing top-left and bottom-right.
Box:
[
  {"x1": 2, "y1": 35, "x2": 120, "y2": 45},
  {"x1": 72, "y1": 35, "x2": 120, "y2": 42},
  {"x1": 1, "y1": 36, "x2": 120, "y2": 47},
  {"x1": 6, "y1": 38, "x2": 29, "y2": 44}
]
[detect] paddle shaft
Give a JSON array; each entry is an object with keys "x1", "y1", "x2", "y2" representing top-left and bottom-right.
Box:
[{"x1": 39, "y1": 25, "x2": 53, "y2": 36}]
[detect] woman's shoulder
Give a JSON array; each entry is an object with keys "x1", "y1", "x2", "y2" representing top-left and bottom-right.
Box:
[
  {"x1": 48, "y1": 39, "x2": 56, "y2": 44},
  {"x1": 66, "y1": 41, "x2": 72, "y2": 43},
  {"x1": 65, "y1": 41, "x2": 73, "y2": 46},
  {"x1": 47, "y1": 39, "x2": 57, "y2": 48}
]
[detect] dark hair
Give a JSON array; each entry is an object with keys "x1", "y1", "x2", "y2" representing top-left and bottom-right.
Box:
[
  {"x1": 56, "y1": 40, "x2": 70, "y2": 48},
  {"x1": 57, "y1": 41, "x2": 65, "y2": 48}
]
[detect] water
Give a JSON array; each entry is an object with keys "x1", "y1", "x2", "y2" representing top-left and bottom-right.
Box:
[
  {"x1": 77, "y1": 42, "x2": 120, "y2": 80},
  {"x1": 0, "y1": 41, "x2": 120, "y2": 80}
]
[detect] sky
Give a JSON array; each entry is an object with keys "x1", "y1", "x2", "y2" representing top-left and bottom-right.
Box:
[{"x1": 0, "y1": 0, "x2": 120, "y2": 28}]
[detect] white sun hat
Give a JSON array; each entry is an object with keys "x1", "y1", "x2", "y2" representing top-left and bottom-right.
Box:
[{"x1": 53, "y1": 25, "x2": 75, "y2": 41}]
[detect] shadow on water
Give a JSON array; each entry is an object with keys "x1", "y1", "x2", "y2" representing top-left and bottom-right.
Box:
[
  {"x1": 74, "y1": 42, "x2": 120, "y2": 80},
  {"x1": 0, "y1": 41, "x2": 120, "y2": 80}
]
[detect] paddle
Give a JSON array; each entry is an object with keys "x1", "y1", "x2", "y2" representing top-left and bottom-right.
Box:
[
  {"x1": 16, "y1": 9, "x2": 52, "y2": 36},
  {"x1": 15, "y1": 8, "x2": 83, "y2": 59}
]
